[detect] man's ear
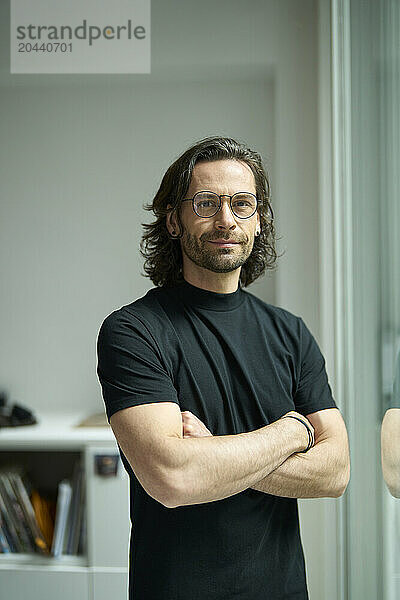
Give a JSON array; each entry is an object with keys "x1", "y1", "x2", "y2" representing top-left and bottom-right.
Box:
[{"x1": 166, "y1": 203, "x2": 178, "y2": 236}]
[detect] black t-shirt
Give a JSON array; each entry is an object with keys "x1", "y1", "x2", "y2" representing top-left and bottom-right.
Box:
[{"x1": 97, "y1": 279, "x2": 337, "y2": 600}]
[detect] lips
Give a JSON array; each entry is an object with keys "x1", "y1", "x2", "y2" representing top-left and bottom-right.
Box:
[
  {"x1": 208, "y1": 240, "x2": 239, "y2": 247},
  {"x1": 208, "y1": 239, "x2": 240, "y2": 244}
]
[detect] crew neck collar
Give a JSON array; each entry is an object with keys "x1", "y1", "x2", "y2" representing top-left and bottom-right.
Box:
[{"x1": 168, "y1": 278, "x2": 245, "y2": 311}]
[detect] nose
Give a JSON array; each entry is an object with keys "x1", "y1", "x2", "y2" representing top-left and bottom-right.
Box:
[{"x1": 213, "y1": 196, "x2": 237, "y2": 231}]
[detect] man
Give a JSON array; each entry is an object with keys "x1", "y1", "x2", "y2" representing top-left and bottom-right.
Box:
[{"x1": 97, "y1": 136, "x2": 350, "y2": 599}]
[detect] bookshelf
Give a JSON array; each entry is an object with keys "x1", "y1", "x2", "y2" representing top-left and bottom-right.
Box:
[{"x1": 0, "y1": 413, "x2": 130, "y2": 600}]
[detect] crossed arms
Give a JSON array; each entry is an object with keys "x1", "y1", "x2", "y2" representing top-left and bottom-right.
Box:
[
  {"x1": 110, "y1": 403, "x2": 350, "y2": 509},
  {"x1": 249, "y1": 408, "x2": 350, "y2": 498}
]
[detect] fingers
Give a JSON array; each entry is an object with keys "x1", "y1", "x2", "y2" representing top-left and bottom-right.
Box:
[
  {"x1": 181, "y1": 410, "x2": 202, "y2": 426},
  {"x1": 182, "y1": 410, "x2": 198, "y2": 420},
  {"x1": 181, "y1": 410, "x2": 212, "y2": 437}
]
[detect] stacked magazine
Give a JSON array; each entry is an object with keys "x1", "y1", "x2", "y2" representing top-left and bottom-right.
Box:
[{"x1": 0, "y1": 458, "x2": 86, "y2": 557}]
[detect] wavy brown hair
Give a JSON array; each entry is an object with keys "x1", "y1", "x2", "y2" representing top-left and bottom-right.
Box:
[{"x1": 140, "y1": 136, "x2": 280, "y2": 288}]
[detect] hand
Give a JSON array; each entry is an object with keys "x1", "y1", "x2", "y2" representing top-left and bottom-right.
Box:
[
  {"x1": 181, "y1": 411, "x2": 213, "y2": 438},
  {"x1": 280, "y1": 410, "x2": 315, "y2": 451}
]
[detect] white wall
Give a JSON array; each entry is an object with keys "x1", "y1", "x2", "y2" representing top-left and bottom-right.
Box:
[
  {"x1": 0, "y1": 0, "x2": 338, "y2": 597},
  {"x1": 0, "y1": 79, "x2": 275, "y2": 415}
]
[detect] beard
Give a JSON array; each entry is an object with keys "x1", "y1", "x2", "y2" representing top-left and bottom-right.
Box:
[{"x1": 180, "y1": 229, "x2": 254, "y2": 273}]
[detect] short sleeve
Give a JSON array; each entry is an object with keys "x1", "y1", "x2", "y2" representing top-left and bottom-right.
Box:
[
  {"x1": 293, "y1": 317, "x2": 337, "y2": 416},
  {"x1": 96, "y1": 310, "x2": 180, "y2": 423}
]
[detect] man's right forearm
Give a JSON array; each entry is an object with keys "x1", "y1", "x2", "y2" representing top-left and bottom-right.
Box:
[{"x1": 163, "y1": 417, "x2": 308, "y2": 508}]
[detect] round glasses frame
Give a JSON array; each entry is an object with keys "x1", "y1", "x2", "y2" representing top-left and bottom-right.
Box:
[{"x1": 181, "y1": 191, "x2": 259, "y2": 219}]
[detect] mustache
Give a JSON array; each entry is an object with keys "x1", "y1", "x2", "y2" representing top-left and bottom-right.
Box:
[{"x1": 204, "y1": 235, "x2": 245, "y2": 243}]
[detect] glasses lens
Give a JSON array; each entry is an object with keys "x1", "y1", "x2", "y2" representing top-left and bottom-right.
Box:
[
  {"x1": 193, "y1": 192, "x2": 220, "y2": 217},
  {"x1": 193, "y1": 192, "x2": 257, "y2": 218},
  {"x1": 231, "y1": 193, "x2": 257, "y2": 218}
]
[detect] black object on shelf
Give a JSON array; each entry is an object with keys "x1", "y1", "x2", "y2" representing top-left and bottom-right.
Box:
[
  {"x1": 0, "y1": 391, "x2": 38, "y2": 428},
  {"x1": 94, "y1": 454, "x2": 119, "y2": 477}
]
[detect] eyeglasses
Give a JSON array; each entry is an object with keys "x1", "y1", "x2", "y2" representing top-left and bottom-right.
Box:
[{"x1": 181, "y1": 191, "x2": 258, "y2": 219}]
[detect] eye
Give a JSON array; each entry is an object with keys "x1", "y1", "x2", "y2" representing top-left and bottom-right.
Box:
[
  {"x1": 232, "y1": 199, "x2": 253, "y2": 208},
  {"x1": 194, "y1": 192, "x2": 219, "y2": 212}
]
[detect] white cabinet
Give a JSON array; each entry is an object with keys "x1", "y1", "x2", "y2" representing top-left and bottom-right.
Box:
[
  {"x1": 91, "y1": 570, "x2": 129, "y2": 600},
  {"x1": 0, "y1": 566, "x2": 90, "y2": 600},
  {"x1": 85, "y1": 445, "x2": 130, "y2": 569},
  {"x1": 0, "y1": 414, "x2": 130, "y2": 600}
]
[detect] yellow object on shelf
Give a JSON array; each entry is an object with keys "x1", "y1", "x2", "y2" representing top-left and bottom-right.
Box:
[{"x1": 74, "y1": 412, "x2": 109, "y2": 428}]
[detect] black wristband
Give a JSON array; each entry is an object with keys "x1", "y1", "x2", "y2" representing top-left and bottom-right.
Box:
[{"x1": 281, "y1": 415, "x2": 314, "y2": 452}]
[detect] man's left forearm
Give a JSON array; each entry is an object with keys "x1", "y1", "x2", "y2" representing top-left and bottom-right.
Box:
[{"x1": 250, "y1": 439, "x2": 349, "y2": 498}]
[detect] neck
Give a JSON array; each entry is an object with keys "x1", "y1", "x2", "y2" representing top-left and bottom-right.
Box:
[{"x1": 182, "y1": 270, "x2": 240, "y2": 294}]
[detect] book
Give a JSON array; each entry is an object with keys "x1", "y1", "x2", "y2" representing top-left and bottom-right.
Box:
[
  {"x1": 0, "y1": 519, "x2": 11, "y2": 553},
  {"x1": 8, "y1": 469, "x2": 50, "y2": 555},
  {"x1": 30, "y1": 488, "x2": 56, "y2": 550},
  {"x1": 0, "y1": 484, "x2": 21, "y2": 552},
  {"x1": 51, "y1": 479, "x2": 72, "y2": 558},
  {"x1": 64, "y1": 459, "x2": 85, "y2": 555},
  {"x1": 0, "y1": 471, "x2": 34, "y2": 553},
  {"x1": 0, "y1": 463, "x2": 86, "y2": 558},
  {"x1": 77, "y1": 505, "x2": 87, "y2": 556}
]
